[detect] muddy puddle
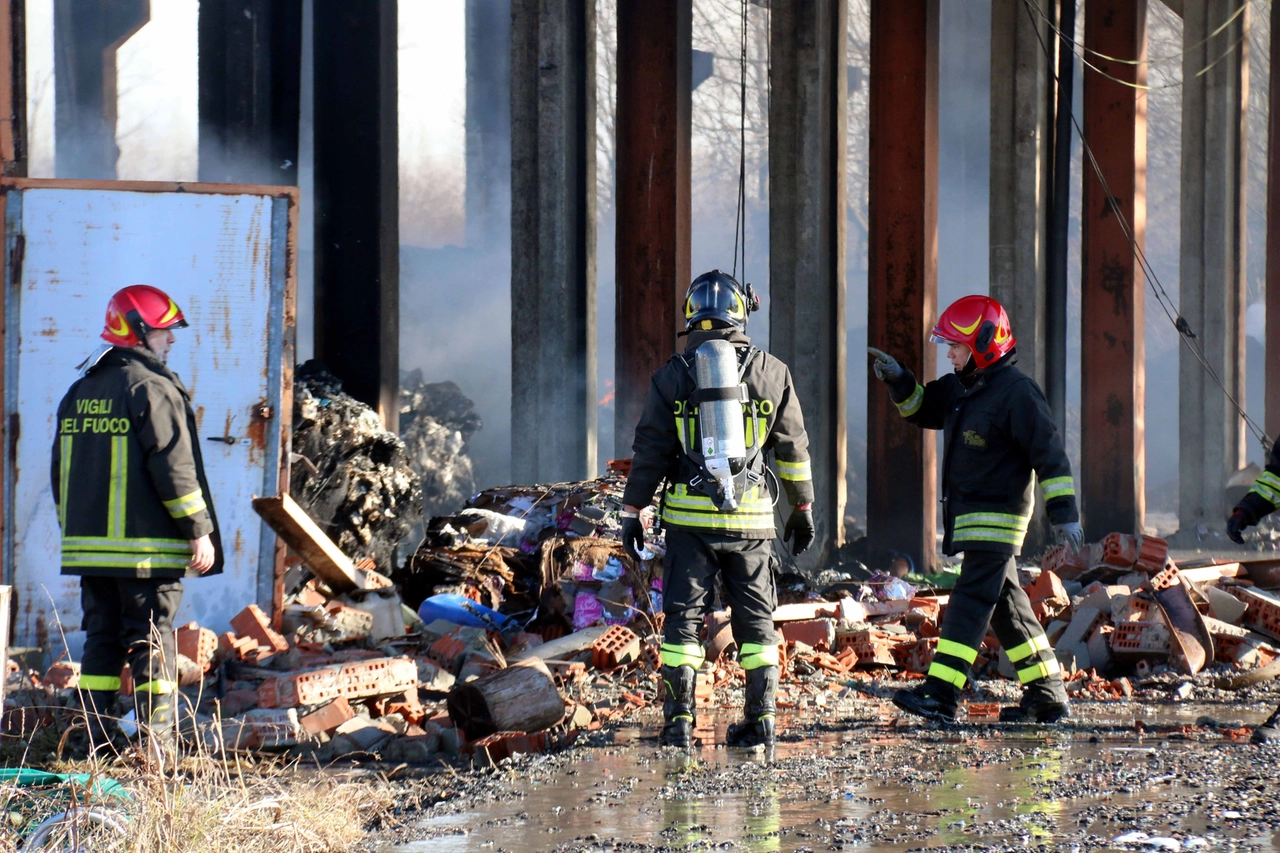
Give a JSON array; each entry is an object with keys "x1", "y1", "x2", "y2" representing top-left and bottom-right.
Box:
[{"x1": 382, "y1": 703, "x2": 1280, "y2": 852}]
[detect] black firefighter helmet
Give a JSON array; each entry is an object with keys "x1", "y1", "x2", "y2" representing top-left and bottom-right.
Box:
[{"x1": 683, "y1": 270, "x2": 760, "y2": 331}]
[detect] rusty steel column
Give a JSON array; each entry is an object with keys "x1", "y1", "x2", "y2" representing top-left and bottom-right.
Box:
[
  {"x1": 0, "y1": 0, "x2": 25, "y2": 176},
  {"x1": 1080, "y1": 0, "x2": 1146, "y2": 539},
  {"x1": 1269, "y1": 0, "x2": 1280, "y2": 443},
  {"x1": 510, "y1": 0, "x2": 597, "y2": 482},
  {"x1": 198, "y1": 0, "x2": 303, "y2": 185},
  {"x1": 613, "y1": 0, "x2": 690, "y2": 460},
  {"x1": 313, "y1": 0, "x2": 399, "y2": 429},
  {"x1": 53, "y1": 0, "x2": 149, "y2": 179},
  {"x1": 866, "y1": 0, "x2": 938, "y2": 571},
  {"x1": 770, "y1": 0, "x2": 847, "y2": 569}
]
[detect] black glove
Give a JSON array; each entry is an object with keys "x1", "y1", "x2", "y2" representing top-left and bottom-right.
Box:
[
  {"x1": 621, "y1": 516, "x2": 645, "y2": 561},
  {"x1": 783, "y1": 507, "x2": 816, "y2": 556},
  {"x1": 867, "y1": 347, "x2": 905, "y2": 383},
  {"x1": 1227, "y1": 508, "x2": 1252, "y2": 544}
]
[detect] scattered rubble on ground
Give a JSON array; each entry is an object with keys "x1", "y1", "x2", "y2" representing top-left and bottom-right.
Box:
[{"x1": 11, "y1": 458, "x2": 1280, "y2": 770}]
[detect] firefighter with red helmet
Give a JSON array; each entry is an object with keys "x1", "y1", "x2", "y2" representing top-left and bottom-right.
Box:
[
  {"x1": 51, "y1": 285, "x2": 222, "y2": 754},
  {"x1": 869, "y1": 295, "x2": 1080, "y2": 724}
]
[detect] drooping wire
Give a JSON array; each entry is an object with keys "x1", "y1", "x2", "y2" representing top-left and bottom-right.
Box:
[
  {"x1": 1023, "y1": 0, "x2": 1251, "y2": 92},
  {"x1": 1020, "y1": 0, "x2": 1272, "y2": 451},
  {"x1": 731, "y1": 0, "x2": 749, "y2": 281}
]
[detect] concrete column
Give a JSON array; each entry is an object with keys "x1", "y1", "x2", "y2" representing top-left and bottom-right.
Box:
[
  {"x1": 1180, "y1": 0, "x2": 1248, "y2": 531},
  {"x1": 52, "y1": 0, "x2": 149, "y2": 179},
  {"x1": 769, "y1": 0, "x2": 846, "y2": 568},
  {"x1": 198, "y1": 0, "x2": 302, "y2": 185},
  {"x1": 510, "y1": 0, "x2": 597, "y2": 483},
  {"x1": 614, "y1": 0, "x2": 691, "y2": 461},
  {"x1": 312, "y1": 0, "x2": 399, "y2": 429},
  {"x1": 1080, "y1": 0, "x2": 1146, "y2": 539},
  {"x1": 989, "y1": 0, "x2": 1051, "y2": 387},
  {"x1": 466, "y1": 0, "x2": 511, "y2": 249},
  {"x1": 990, "y1": 0, "x2": 1055, "y2": 552},
  {"x1": 0, "y1": 0, "x2": 26, "y2": 176},
  {"x1": 866, "y1": 0, "x2": 936, "y2": 571},
  {"x1": 1267, "y1": 0, "x2": 1280, "y2": 442}
]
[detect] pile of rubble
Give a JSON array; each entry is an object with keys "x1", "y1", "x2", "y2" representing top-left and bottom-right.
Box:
[{"x1": 17, "y1": 461, "x2": 1280, "y2": 765}]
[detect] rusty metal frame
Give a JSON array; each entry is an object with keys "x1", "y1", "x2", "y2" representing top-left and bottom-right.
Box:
[{"x1": 0, "y1": 177, "x2": 299, "y2": 619}]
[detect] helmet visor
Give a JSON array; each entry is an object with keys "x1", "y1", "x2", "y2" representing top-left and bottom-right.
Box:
[{"x1": 929, "y1": 332, "x2": 960, "y2": 345}]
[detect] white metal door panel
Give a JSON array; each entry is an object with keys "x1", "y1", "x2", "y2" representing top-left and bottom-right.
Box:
[{"x1": 5, "y1": 186, "x2": 287, "y2": 645}]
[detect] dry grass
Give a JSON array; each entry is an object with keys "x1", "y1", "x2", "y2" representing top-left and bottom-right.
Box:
[{"x1": 0, "y1": 741, "x2": 399, "y2": 852}]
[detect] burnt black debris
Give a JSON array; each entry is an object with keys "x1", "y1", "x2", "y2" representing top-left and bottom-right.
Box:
[{"x1": 291, "y1": 361, "x2": 425, "y2": 570}]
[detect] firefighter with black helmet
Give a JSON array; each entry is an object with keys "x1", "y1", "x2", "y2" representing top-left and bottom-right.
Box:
[
  {"x1": 1225, "y1": 439, "x2": 1280, "y2": 742},
  {"x1": 869, "y1": 294, "x2": 1080, "y2": 724},
  {"x1": 52, "y1": 285, "x2": 222, "y2": 754},
  {"x1": 620, "y1": 269, "x2": 815, "y2": 748}
]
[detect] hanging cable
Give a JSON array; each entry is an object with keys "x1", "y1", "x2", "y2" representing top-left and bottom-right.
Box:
[
  {"x1": 732, "y1": 0, "x2": 749, "y2": 280},
  {"x1": 1023, "y1": 0, "x2": 1251, "y2": 92},
  {"x1": 1020, "y1": 0, "x2": 1271, "y2": 452}
]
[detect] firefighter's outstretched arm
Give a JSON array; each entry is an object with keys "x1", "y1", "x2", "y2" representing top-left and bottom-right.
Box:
[
  {"x1": 1008, "y1": 380, "x2": 1081, "y2": 549},
  {"x1": 867, "y1": 347, "x2": 946, "y2": 430},
  {"x1": 1228, "y1": 439, "x2": 1280, "y2": 543}
]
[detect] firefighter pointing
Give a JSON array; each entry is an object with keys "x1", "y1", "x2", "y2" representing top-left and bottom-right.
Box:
[
  {"x1": 621, "y1": 270, "x2": 816, "y2": 748},
  {"x1": 869, "y1": 295, "x2": 1080, "y2": 724},
  {"x1": 52, "y1": 285, "x2": 223, "y2": 754}
]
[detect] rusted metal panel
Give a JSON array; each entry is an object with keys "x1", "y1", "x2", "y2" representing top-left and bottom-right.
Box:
[
  {"x1": 866, "y1": 0, "x2": 939, "y2": 571},
  {"x1": 613, "y1": 0, "x2": 691, "y2": 460},
  {"x1": 1080, "y1": 0, "x2": 1146, "y2": 539},
  {"x1": 1, "y1": 179, "x2": 296, "y2": 646}
]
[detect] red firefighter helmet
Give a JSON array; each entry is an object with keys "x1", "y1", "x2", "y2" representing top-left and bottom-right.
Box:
[
  {"x1": 929, "y1": 295, "x2": 1016, "y2": 368},
  {"x1": 101, "y1": 285, "x2": 188, "y2": 347}
]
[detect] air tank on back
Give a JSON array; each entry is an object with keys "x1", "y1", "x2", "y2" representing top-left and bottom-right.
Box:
[{"x1": 694, "y1": 339, "x2": 747, "y2": 510}]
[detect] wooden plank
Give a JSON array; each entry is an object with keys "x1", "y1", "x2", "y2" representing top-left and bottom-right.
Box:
[
  {"x1": 508, "y1": 626, "x2": 607, "y2": 664},
  {"x1": 252, "y1": 493, "x2": 362, "y2": 593},
  {"x1": 1178, "y1": 564, "x2": 1244, "y2": 584}
]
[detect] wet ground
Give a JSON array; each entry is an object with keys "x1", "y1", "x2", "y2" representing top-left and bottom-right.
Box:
[{"x1": 375, "y1": 696, "x2": 1280, "y2": 853}]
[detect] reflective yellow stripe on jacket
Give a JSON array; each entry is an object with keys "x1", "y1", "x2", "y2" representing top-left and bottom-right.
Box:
[
  {"x1": 1249, "y1": 471, "x2": 1280, "y2": 508},
  {"x1": 952, "y1": 511, "x2": 1031, "y2": 549},
  {"x1": 663, "y1": 483, "x2": 774, "y2": 532}
]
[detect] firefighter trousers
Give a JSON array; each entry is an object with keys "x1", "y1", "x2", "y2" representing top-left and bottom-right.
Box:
[
  {"x1": 926, "y1": 550, "x2": 1062, "y2": 695},
  {"x1": 659, "y1": 528, "x2": 780, "y2": 672},
  {"x1": 79, "y1": 577, "x2": 183, "y2": 698}
]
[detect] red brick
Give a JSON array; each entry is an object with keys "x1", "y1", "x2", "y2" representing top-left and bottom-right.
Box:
[
  {"x1": 1109, "y1": 621, "x2": 1170, "y2": 657},
  {"x1": 1099, "y1": 533, "x2": 1140, "y2": 569},
  {"x1": 299, "y1": 697, "x2": 355, "y2": 736},
  {"x1": 230, "y1": 604, "x2": 290, "y2": 654},
  {"x1": 176, "y1": 623, "x2": 219, "y2": 672},
  {"x1": 373, "y1": 688, "x2": 426, "y2": 726},
  {"x1": 781, "y1": 619, "x2": 837, "y2": 652},
  {"x1": 1025, "y1": 570, "x2": 1069, "y2": 606},
  {"x1": 43, "y1": 662, "x2": 80, "y2": 690},
  {"x1": 427, "y1": 633, "x2": 469, "y2": 673},
  {"x1": 1229, "y1": 587, "x2": 1280, "y2": 641},
  {"x1": 892, "y1": 638, "x2": 937, "y2": 674},
  {"x1": 220, "y1": 688, "x2": 260, "y2": 716},
  {"x1": 1135, "y1": 535, "x2": 1169, "y2": 573},
  {"x1": 591, "y1": 625, "x2": 641, "y2": 670}
]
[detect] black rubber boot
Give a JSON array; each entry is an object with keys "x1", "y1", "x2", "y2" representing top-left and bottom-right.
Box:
[
  {"x1": 1252, "y1": 704, "x2": 1280, "y2": 744},
  {"x1": 727, "y1": 665, "x2": 778, "y2": 747},
  {"x1": 659, "y1": 665, "x2": 697, "y2": 748},
  {"x1": 136, "y1": 690, "x2": 178, "y2": 760},
  {"x1": 892, "y1": 677, "x2": 959, "y2": 724},
  {"x1": 80, "y1": 689, "x2": 121, "y2": 757},
  {"x1": 999, "y1": 677, "x2": 1071, "y2": 723}
]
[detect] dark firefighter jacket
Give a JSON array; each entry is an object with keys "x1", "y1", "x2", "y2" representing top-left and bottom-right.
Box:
[
  {"x1": 622, "y1": 329, "x2": 813, "y2": 538},
  {"x1": 1236, "y1": 439, "x2": 1280, "y2": 523},
  {"x1": 50, "y1": 347, "x2": 223, "y2": 579},
  {"x1": 887, "y1": 351, "x2": 1078, "y2": 556}
]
